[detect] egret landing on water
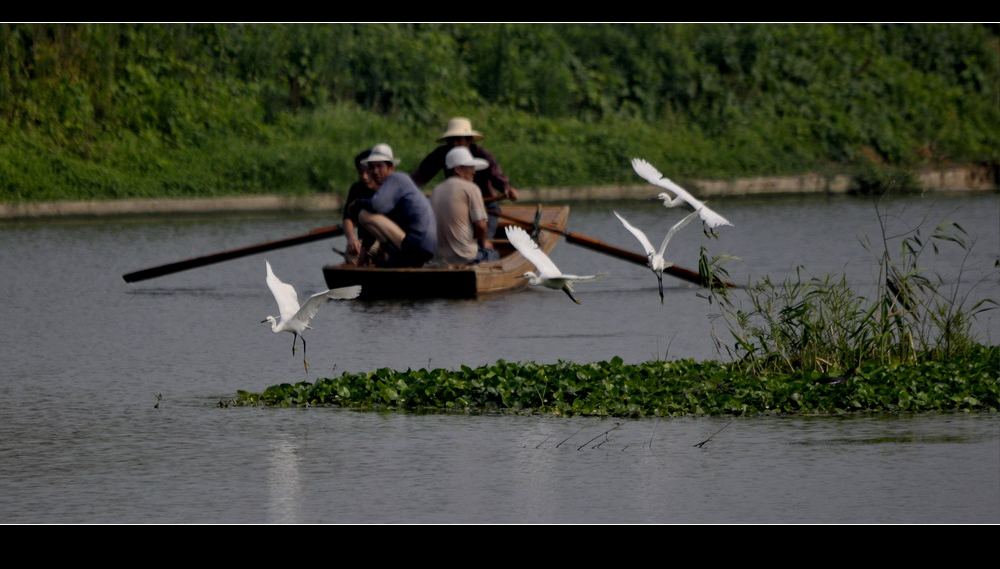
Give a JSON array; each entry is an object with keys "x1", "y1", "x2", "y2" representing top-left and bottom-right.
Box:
[
  {"x1": 631, "y1": 158, "x2": 733, "y2": 232},
  {"x1": 613, "y1": 210, "x2": 699, "y2": 303},
  {"x1": 504, "y1": 225, "x2": 604, "y2": 304},
  {"x1": 261, "y1": 261, "x2": 361, "y2": 372}
]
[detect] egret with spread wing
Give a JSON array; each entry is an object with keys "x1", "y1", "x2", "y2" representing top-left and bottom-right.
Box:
[
  {"x1": 261, "y1": 260, "x2": 361, "y2": 372},
  {"x1": 613, "y1": 210, "x2": 699, "y2": 303},
  {"x1": 505, "y1": 225, "x2": 603, "y2": 304},
  {"x1": 631, "y1": 158, "x2": 732, "y2": 230}
]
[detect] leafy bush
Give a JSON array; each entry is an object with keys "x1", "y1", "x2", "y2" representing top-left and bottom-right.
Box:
[{"x1": 1, "y1": 24, "x2": 997, "y2": 201}]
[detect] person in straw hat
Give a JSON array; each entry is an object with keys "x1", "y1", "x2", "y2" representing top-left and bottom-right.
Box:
[
  {"x1": 346, "y1": 143, "x2": 437, "y2": 268},
  {"x1": 411, "y1": 117, "x2": 519, "y2": 239}
]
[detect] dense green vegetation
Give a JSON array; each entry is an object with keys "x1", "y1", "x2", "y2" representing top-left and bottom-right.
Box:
[
  {"x1": 2, "y1": 24, "x2": 997, "y2": 201},
  {"x1": 231, "y1": 349, "x2": 999, "y2": 416}
]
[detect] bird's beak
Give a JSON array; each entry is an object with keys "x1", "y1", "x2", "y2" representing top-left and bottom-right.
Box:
[
  {"x1": 647, "y1": 197, "x2": 660, "y2": 202},
  {"x1": 260, "y1": 319, "x2": 268, "y2": 324}
]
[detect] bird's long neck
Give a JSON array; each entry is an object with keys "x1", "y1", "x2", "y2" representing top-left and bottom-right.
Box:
[
  {"x1": 266, "y1": 317, "x2": 281, "y2": 333},
  {"x1": 659, "y1": 194, "x2": 681, "y2": 207}
]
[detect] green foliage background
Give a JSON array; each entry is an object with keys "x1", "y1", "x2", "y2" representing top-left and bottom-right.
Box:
[{"x1": 1, "y1": 23, "x2": 997, "y2": 201}]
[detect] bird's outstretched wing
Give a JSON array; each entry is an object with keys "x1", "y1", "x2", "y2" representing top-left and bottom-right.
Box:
[
  {"x1": 326, "y1": 285, "x2": 362, "y2": 300},
  {"x1": 634, "y1": 158, "x2": 696, "y2": 205},
  {"x1": 505, "y1": 225, "x2": 561, "y2": 278},
  {"x1": 613, "y1": 211, "x2": 656, "y2": 257},
  {"x1": 657, "y1": 211, "x2": 700, "y2": 257},
  {"x1": 631, "y1": 158, "x2": 668, "y2": 188},
  {"x1": 265, "y1": 261, "x2": 300, "y2": 322},
  {"x1": 294, "y1": 285, "x2": 361, "y2": 326},
  {"x1": 561, "y1": 272, "x2": 607, "y2": 282}
]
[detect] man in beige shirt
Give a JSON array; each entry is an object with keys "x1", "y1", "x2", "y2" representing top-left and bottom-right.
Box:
[{"x1": 431, "y1": 147, "x2": 498, "y2": 265}]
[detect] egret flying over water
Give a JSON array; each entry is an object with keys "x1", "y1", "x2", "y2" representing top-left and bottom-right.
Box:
[
  {"x1": 261, "y1": 260, "x2": 361, "y2": 372},
  {"x1": 613, "y1": 210, "x2": 699, "y2": 303},
  {"x1": 505, "y1": 225, "x2": 603, "y2": 304},
  {"x1": 631, "y1": 158, "x2": 733, "y2": 230}
]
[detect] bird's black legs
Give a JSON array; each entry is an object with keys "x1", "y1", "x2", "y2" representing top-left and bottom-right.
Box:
[
  {"x1": 288, "y1": 333, "x2": 309, "y2": 372},
  {"x1": 657, "y1": 273, "x2": 664, "y2": 304},
  {"x1": 562, "y1": 284, "x2": 582, "y2": 305},
  {"x1": 301, "y1": 336, "x2": 309, "y2": 373}
]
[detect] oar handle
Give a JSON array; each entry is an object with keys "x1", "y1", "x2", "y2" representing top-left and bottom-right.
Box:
[
  {"x1": 562, "y1": 233, "x2": 648, "y2": 265},
  {"x1": 122, "y1": 225, "x2": 344, "y2": 283}
]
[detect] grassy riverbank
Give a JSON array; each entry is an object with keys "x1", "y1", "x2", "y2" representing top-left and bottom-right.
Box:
[{"x1": 2, "y1": 24, "x2": 997, "y2": 202}]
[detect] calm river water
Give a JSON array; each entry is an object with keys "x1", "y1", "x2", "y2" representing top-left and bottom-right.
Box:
[{"x1": 1, "y1": 192, "x2": 997, "y2": 522}]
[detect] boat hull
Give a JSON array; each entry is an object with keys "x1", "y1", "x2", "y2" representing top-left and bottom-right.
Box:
[{"x1": 323, "y1": 205, "x2": 570, "y2": 299}]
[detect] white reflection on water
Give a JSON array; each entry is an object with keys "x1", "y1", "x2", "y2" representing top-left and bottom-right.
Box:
[{"x1": 266, "y1": 433, "x2": 302, "y2": 524}]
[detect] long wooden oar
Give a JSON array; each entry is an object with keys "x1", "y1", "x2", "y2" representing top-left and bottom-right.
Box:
[
  {"x1": 496, "y1": 212, "x2": 733, "y2": 289},
  {"x1": 122, "y1": 225, "x2": 344, "y2": 283}
]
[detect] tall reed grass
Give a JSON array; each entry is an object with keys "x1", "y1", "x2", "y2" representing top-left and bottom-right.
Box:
[{"x1": 700, "y1": 204, "x2": 997, "y2": 375}]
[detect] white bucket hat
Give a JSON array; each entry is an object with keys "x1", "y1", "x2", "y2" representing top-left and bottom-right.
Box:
[
  {"x1": 361, "y1": 143, "x2": 401, "y2": 166},
  {"x1": 445, "y1": 147, "x2": 489, "y2": 171},
  {"x1": 437, "y1": 117, "x2": 483, "y2": 141}
]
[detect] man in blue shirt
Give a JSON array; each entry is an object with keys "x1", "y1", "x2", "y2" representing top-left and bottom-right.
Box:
[{"x1": 346, "y1": 143, "x2": 437, "y2": 268}]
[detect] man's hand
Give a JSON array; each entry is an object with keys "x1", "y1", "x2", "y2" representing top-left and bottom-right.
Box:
[{"x1": 505, "y1": 187, "x2": 520, "y2": 201}]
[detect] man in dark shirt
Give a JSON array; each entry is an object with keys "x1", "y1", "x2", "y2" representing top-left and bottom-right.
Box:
[
  {"x1": 410, "y1": 117, "x2": 518, "y2": 239},
  {"x1": 347, "y1": 143, "x2": 437, "y2": 268},
  {"x1": 342, "y1": 148, "x2": 378, "y2": 265}
]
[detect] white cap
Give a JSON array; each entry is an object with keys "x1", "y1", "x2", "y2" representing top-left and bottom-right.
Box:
[
  {"x1": 361, "y1": 143, "x2": 401, "y2": 166},
  {"x1": 445, "y1": 146, "x2": 488, "y2": 171}
]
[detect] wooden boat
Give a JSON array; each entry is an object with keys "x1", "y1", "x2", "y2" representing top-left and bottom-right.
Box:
[{"x1": 322, "y1": 205, "x2": 570, "y2": 299}]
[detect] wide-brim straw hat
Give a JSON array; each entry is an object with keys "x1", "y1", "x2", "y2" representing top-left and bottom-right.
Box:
[
  {"x1": 360, "y1": 143, "x2": 401, "y2": 166},
  {"x1": 437, "y1": 117, "x2": 483, "y2": 141}
]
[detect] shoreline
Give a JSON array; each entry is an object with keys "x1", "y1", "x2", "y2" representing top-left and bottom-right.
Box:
[{"x1": 2, "y1": 165, "x2": 995, "y2": 220}]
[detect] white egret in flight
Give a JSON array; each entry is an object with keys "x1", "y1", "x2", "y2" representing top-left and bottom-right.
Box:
[
  {"x1": 613, "y1": 210, "x2": 699, "y2": 303},
  {"x1": 631, "y1": 158, "x2": 732, "y2": 230},
  {"x1": 504, "y1": 225, "x2": 604, "y2": 304},
  {"x1": 261, "y1": 260, "x2": 361, "y2": 372}
]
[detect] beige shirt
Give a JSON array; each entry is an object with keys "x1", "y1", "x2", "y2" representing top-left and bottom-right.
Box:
[{"x1": 431, "y1": 177, "x2": 488, "y2": 264}]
